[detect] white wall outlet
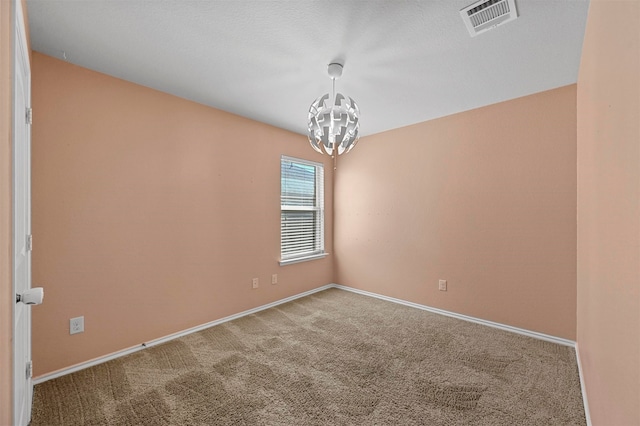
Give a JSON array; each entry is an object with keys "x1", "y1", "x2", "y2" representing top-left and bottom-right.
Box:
[
  {"x1": 252, "y1": 278, "x2": 259, "y2": 289},
  {"x1": 271, "y1": 274, "x2": 278, "y2": 285},
  {"x1": 438, "y1": 279, "x2": 447, "y2": 291},
  {"x1": 70, "y1": 316, "x2": 84, "y2": 334}
]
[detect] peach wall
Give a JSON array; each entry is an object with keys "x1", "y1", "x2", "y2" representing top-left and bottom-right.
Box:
[
  {"x1": 576, "y1": 0, "x2": 640, "y2": 424},
  {"x1": 335, "y1": 85, "x2": 577, "y2": 340},
  {"x1": 30, "y1": 52, "x2": 334, "y2": 376},
  {"x1": 0, "y1": 0, "x2": 13, "y2": 422}
]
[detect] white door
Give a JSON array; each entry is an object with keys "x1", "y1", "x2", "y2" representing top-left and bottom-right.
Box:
[{"x1": 13, "y1": 0, "x2": 33, "y2": 424}]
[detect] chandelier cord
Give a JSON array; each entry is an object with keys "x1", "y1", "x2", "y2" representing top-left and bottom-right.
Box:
[{"x1": 332, "y1": 77, "x2": 337, "y2": 170}]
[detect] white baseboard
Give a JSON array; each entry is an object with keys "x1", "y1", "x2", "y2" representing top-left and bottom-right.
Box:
[
  {"x1": 33, "y1": 284, "x2": 334, "y2": 384},
  {"x1": 332, "y1": 284, "x2": 576, "y2": 347},
  {"x1": 574, "y1": 343, "x2": 593, "y2": 426},
  {"x1": 34, "y1": 282, "x2": 579, "y2": 387}
]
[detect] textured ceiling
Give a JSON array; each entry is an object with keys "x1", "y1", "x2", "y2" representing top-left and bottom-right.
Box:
[{"x1": 26, "y1": 0, "x2": 589, "y2": 137}]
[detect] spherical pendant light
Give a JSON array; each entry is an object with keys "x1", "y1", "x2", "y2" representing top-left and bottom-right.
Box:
[{"x1": 307, "y1": 63, "x2": 360, "y2": 156}]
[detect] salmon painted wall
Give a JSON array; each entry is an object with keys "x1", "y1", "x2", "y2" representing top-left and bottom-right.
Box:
[
  {"x1": 30, "y1": 52, "x2": 334, "y2": 377},
  {"x1": 335, "y1": 85, "x2": 577, "y2": 340},
  {"x1": 0, "y1": 0, "x2": 13, "y2": 422},
  {"x1": 576, "y1": 0, "x2": 640, "y2": 424}
]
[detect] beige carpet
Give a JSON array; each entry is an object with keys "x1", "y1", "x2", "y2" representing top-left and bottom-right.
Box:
[{"x1": 32, "y1": 288, "x2": 586, "y2": 425}]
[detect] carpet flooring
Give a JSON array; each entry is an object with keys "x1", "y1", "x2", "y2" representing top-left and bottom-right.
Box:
[{"x1": 31, "y1": 288, "x2": 586, "y2": 425}]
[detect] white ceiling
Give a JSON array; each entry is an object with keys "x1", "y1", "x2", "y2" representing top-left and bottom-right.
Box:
[{"x1": 26, "y1": 0, "x2": 589, "y2": 137}]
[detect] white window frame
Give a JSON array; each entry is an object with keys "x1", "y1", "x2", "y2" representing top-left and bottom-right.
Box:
[{"x1": 280, "y1": 155, "x2": 327, "y2": 266}]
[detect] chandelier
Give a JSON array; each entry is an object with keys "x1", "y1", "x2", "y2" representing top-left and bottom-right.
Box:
[{"x1": 307, "y1": 63, "x2": 360, "y2": 156}]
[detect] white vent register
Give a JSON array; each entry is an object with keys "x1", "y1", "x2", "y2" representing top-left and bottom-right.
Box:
[{"x1": 461, "y1": 0, "x2": 518, "y2": 37}]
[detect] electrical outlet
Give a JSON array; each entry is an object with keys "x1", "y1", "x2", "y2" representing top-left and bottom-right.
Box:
[
  {"x1": 70, "y1": 316, "x2": 84, "y2": 335},
  {"x1": 252, "y1": 278, "x2": 259, "y2": 289},
  {"x1": 438, "y1": 279, "x2": 447, "y2": 291},
  {"x1": 271, "y1": 274, "x2": 278, "y2": 285}
]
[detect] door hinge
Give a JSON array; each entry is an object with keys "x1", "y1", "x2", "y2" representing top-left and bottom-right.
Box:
[
  {"x1": 26, "y1": 361, "x2": 32, "y2": 379},
  {"x1": 26, "y1": 107, "x2": 32, "y2": 125},
  {"x1": 26, "y1": 234, "x2": 32, "y2": 252}
]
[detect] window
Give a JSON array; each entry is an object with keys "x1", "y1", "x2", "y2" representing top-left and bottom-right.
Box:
[{"x1": 280, "y1": 156, "x2": 325, "y2": 265}]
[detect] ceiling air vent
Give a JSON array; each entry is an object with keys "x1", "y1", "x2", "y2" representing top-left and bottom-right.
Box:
[{"x1": 460, "y1": 0, "x2": 518, "y2": 37}]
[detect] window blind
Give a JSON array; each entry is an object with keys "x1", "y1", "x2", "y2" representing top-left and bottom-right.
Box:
[{"x1": 281, "y1": 156, "x2": 324, "y2": 260}]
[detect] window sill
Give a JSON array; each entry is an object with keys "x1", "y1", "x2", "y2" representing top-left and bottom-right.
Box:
[{"x1": 279, "y1": 252, "x2": 329, "y2": 266}]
